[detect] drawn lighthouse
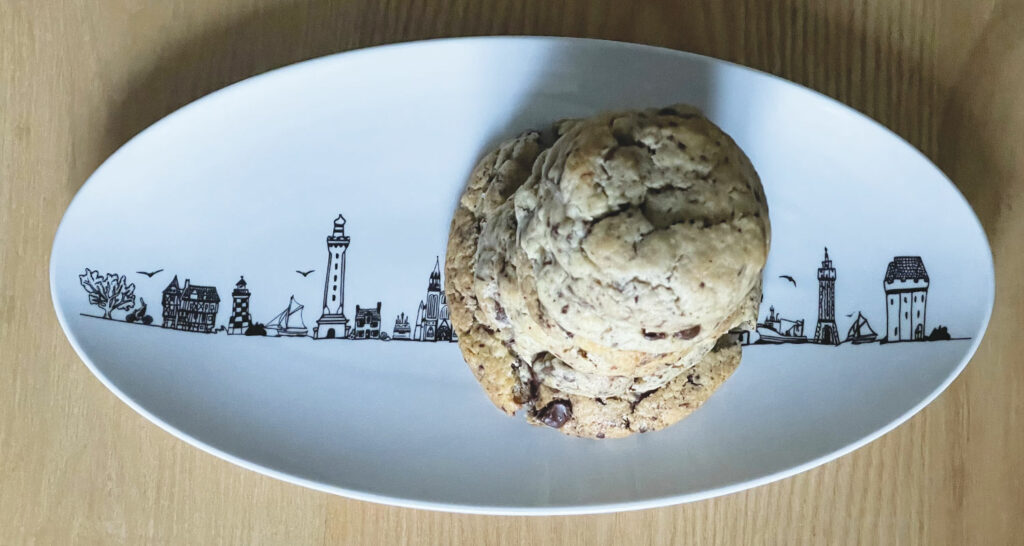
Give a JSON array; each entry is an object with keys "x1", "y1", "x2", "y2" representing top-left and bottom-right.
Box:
[
  {"x1": 313, "y1": 214, "x2": 351, "y2": 339},
  {"x1": 813, "y1": 247, "x2": 840, "y2": 345},
  {"x1": 227, "y1": 276, "x2": 252, "y2": 335}
]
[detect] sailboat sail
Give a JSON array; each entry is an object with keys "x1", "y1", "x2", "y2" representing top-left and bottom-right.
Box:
[
  {"x1": 266, "y1": 296, "x2": 308, "y2": 337},
  {"x1": 846, "y1": 312, "x2": 877, "y2": 343}
]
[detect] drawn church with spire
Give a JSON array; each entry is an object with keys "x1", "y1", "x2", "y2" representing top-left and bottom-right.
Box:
[{"x1": 412, "y1": 258, "x2": 455, "y2": 342}]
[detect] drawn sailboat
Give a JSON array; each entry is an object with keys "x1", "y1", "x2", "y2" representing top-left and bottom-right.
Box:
[
  {"x1": 755, "y1": 306, "x2": 808, "y2": 344},
  {"x1": 266, "y1": 295, "x2": 308, "y2": 337},
  {"x1": 845, "y1": 312, "x2": 878, "y2": 344}
]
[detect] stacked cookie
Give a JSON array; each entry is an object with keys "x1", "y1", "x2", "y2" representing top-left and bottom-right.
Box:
[{"x1": 445, "y1": 105, "x2": 770, "y2": 438}]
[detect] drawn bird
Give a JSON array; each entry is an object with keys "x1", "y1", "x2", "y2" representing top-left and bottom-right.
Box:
[
  {"x1": 296, "y1": 269, "x2": 315, "y2": 277},
  {"x1": 136, "y1": 269, "x2": 163, "y2": 278},
  {"x1": 846, "y1": 312, "x2": 856, "y2": 318},
  {"x1": 779, "y1": 275, "x2": 797, "y2": 287}
]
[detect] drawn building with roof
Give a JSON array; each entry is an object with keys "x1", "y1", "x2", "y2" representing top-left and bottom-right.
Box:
[
  {"x1": 413, "y1": 258, "x2": 455, "y2": 342},
  {"x1": 392, "y1": 312, "x2": 411, "y2": 340},
  {"x1": 883, "y1": 256, "x2": 929, "y2": 341},
  {"x1": 162, "y1": 275, "x2": 220, "y2": 333},
  {"x1": 352, "y1": 302, "x2": 382, "y2": 339},
  {"x1": 227, "y1": 276, "x2": 252, "y2": 335}
]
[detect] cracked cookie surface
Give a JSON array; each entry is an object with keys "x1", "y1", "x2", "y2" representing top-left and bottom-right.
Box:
[{"x1": 445, "y1": 105, "x2": 769, "y2": 438}]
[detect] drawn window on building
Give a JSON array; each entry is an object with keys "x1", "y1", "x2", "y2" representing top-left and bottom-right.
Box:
[
  {"x1": 904, "y1": 312, "x2": 908, "y2": 319},
  {"x1": 334, "y1": 275, "x2": 338, "y2": 282},
  {"x1": 917, "y1": 310, "x2": 921, "y2": 318},
  {"x1": 890, "y1": 297, "x2": 895, "y2": 305},
  {"x1": 335, "y1": 263, "x2": 338, "y2": 270},
  {"x1": 332, "y1": 294, "x2": 336, "y2": 302},
  {"x1": 894, "y1": 328, "x2": 899, "y2": 336}
]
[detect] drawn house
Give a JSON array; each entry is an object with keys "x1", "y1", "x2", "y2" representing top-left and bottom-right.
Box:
[
  {"x1": 392, "y1": 312, "x2": 412, "y2": 340},
  {"x1": 353, "y1": 302, "x2": 382, "y2": 339},
  {"x1": 314, "y1": 214, "x2": 351, "y2": 339},
  {"x1": 883, "y1": 256, "x2": 929, "y2": 341},
  {"x1": 227, "y1": 276, "x2": 252, "y2": 335},
  {"x1": 413, "y1": 258, "x2": 455, "y2": 342},
  {"x1": 812, "y1": 248, "x2": 840, "y2": 345},
  {"x1": 161, "y1": 276, "x2": 220, "y2": 333}
]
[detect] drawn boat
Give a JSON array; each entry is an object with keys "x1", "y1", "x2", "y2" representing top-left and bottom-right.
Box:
[
  {"x1": 845, "y1": 312, "x2": 878, "y2": 344},
  {"x1": 755, "y1": 306, "x2": 808, "y2": 344},
  {"x1": 266, "y1": 296, "x2": 308, "y2": 337}
]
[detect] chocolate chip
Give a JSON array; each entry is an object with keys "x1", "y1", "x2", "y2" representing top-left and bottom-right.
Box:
[
  {"x1": 561, "y1": 305, "x2": 569, "y2": 314},
  {"x1": 674, "y1": 325, "x2": 701, "y2": 340},
  {"x1": 699, "y1": 282, "x2": 705, "y2": 288},
  {"x1": 536, "y1": 400, "x2": 572, "y2": 428},
  {"x1": 643, "y1": 330, "x2": 667, "y2": 340},
  {"x1": 596, "y1": 398, "x2": 606, "y2": 406},
  {"x1": 596, "y1": 433, "x2": 605, "y2": 439},
  {"x1": 675, "y1": 141, "x2": 687, "y2": 151},
  {"x1": 577, "y1": 349, "x2": 588, "y2": 359},
  {"x1": 494, "y1": 302, "x2": 507, "y2": 323},
  {"x1": 699, "y1": 154, "x2": 708, "y2": 162}
]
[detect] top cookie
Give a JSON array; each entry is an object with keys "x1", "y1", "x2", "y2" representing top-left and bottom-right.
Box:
[{"x1": 510, "y1": 105, "x2": 770, "y2": 354}]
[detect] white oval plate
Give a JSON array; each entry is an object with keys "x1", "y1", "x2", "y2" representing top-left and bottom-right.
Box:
[{"x1": 51, "y1": 37, "x2": 994, "y2": 515}]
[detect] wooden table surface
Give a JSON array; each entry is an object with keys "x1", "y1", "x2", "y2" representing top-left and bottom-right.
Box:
[{"x1": 2, "y1": 1, "x2": 1022, "y2": 543}]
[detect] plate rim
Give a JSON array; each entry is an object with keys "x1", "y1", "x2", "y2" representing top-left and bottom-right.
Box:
[{"x1": 49, "y1": 35, "x2": 996, "y2": 515}]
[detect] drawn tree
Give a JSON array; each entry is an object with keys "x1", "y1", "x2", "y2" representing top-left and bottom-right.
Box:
[{"x1": 79, "y1": 268, "x2": 136, "y2": 319}]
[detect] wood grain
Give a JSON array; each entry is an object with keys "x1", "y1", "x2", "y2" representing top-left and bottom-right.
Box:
[{"x1": 2, "y1": 0, "x2": 1022, "y2": 543}]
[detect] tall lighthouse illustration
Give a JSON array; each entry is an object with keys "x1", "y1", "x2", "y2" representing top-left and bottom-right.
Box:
[
  {"x1": 313, "y1": 214, "x2": 351, "y2": 339},
  {"x1": 813, "y1": 247, "x2": 840, "y2": 345}
]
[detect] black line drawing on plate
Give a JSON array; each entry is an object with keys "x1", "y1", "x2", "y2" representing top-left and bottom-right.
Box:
[
  {"x1": 245, "y1": 322, "x2": 267, "y2": 336},
  {"x1": 882, "y1": 256, "x2": 929, "y2": 342},
  {"x1": 79, "y1": 268, "x2": 137, "y2": 320},
  {"x1": 845, "y1": 312, "x2": 878, "y2": 344},
  {"x1": 927, "y1": 325, "x2": 952, "y2": 341},
  {"x1": 351, "y1": 302, "x2": 384, "y2": 340},
  {"x1": 411, "y1": 257, "x2": 457, "y2": 342},
  {"x1": 392, "y1": 312, "x2": 412, "y2": 340},
  {"x1": 125, "y1": 297, "x2": 154, "y2": 325},
  {"x1": 313, "y1": 214, "x2": 350, "y2": 339},
  {"x1": 78, "y1": 215, "x2": 970, "y2": 349},
  {"x1": 161, "y1": 276, "x2": 220, "y2": 333},
  {"x1": 227, "y1": 276, "x2": 252, "y2": 335},
  {"x1": 266, "y1": 295, "x2": 307, "y2": 337},
  {"x1": 812, "y1": 247, "x2": 840, "y2": 345},
  {"x1": 754, "y1": 305, "x2": 808, "y2": 344}
]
